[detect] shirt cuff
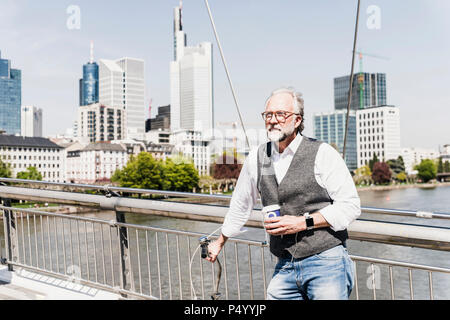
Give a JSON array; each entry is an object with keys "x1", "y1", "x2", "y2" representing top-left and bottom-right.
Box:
[
  {"x1": 318, "y1": 205, "x2": 343, "y2": 232},
  {"x1": 221, "y1": 225, "x2": 246, "y2": 238}
]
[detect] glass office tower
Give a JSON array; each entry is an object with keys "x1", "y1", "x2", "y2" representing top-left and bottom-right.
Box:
[
  {"x1": 313, "y1": 110, "x2": 357, "y2": 171},
  {"x1": 334, "y1": 73, "x2": 386, "y2": 111},
  {"x1": 0, "y1": 50, "x2": 21, "y2": 135},
  {"x1": 79, "y1": 62, "x2": 99, "y2": 106}
]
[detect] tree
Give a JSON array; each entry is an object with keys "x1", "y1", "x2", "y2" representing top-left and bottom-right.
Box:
[
  {"x1": 353, "y1": 165, "x2": 373, "y2": 186},
  {"x1": 444, "y1": 161, "x2": 450, "y2": 173},
  {"x1": 396, "y1": 171, "x2": 407, "y2": 183},
  {"x1": 414, "y1": 159, "x2": 437, "y2": 183},
  {"x1": 0, "y1": 159, "x2": 12, "y2": 178},
  {"x1": 213, "y1": 154, "x2": 243, "y2": 180},
  {"x1": 368, "y1": 153, "x2": 379, "y2": 172},
  {"x1": 112, "y1": 152, "x2": 164, "y2": 189},
  {"x1": 387, "y1": 156, "x2": 405, "y2": 176},
  {"x1": 162, "y1": 158, "x2": 199, "y2": 192},
  {"x1": 372, "y1": 162, "x2": 392, "y2": 184},
  {"x1": 16, "y1": 166, "x2": 42, "y2": 180},
  {"x1": 199, "y1": 175, "x2": 219, "y2": 194},
  {"x1": 111, "y1": 152, "x2": 199, "y2": 192},
  {"x1": 355, "y1": 165, "x2": 372, "y2": 177},
  {"x1": 437, "y1": 157, "x2": 444, "y2": 174}
]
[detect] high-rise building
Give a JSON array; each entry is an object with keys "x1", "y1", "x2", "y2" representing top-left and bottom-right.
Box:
[
  {"x1": 147, "y1": 105, "x2": 170, "y2": 132},
  {"x1": 77, "y1": 103, "x2": 124, "y2": 143},
  {"x1": 0, "y1": 50, "x2": 21, "y2": 135},
  {"x1": 79, "y1": 42, "x2": 99, "y2": 106},
  {"x1": 170, "y1": 4, "x2": 213, "y2": 134},
  {"x1": 21, "y1": 106, "x2": 43, "y2": 137},
  {"x1": 356, "y1": 105, "x2": 401, "y2": 168},
  {"x1": 334, "y1": 73, "x2": 386, "y2": 111},
  {"x1": 313, "y1": 110, "x2": 357, "y2": 171},
  {"x1": 99, "y1": 57, "x2": 145, "y2": 140}
]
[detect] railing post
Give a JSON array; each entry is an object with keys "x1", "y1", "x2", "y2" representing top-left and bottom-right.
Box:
[
  {"x1": 0, "y1": 197, "x2": 19, "y2": 271},
  {"x1": 116, "y1": 209, "x2": 135, "y2": 293},
  {"x1": 104, "y1": 187, "x2": 135, "y2": 295}
]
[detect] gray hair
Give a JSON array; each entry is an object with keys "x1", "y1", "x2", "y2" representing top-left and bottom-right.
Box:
[{"x1": 264, "y1": 87, "x2": 305, "y2": 134}]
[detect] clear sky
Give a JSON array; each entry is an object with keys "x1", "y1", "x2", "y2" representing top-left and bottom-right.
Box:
[{"x1": 1, "y1": 0, "x2": 449, "y2": 150}]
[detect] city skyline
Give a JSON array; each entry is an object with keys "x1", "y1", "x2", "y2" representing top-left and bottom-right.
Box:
[{"x1": 1, "y1": 0, "x2": 449, "y2": 149}]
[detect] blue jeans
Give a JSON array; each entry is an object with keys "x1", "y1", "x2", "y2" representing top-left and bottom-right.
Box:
[{"x1": 266, "y1": 245, "x2": 355, "y2": 300}]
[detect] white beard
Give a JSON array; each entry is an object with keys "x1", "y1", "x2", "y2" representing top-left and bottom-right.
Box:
[{"x1": 267, "y1": 122, "x2": 296, "y2": 142}]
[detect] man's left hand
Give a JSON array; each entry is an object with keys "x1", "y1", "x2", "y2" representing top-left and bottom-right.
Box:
[{"x1": 264, "y1": 215, "x2": 305, "y2": 236}]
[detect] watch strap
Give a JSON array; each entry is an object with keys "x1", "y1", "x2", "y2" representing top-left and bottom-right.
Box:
[{"x1": 304, "y1": 212, "x2": 314, "y2": 230}]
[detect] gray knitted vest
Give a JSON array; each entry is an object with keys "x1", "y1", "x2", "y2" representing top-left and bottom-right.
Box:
[{"x1": 257, "y1": 136, "x2": 348, "y2": 259}]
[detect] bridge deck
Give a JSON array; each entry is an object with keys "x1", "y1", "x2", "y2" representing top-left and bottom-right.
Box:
[{"x1": 0, "y1": 266, "x2": 119, "y2": 300}]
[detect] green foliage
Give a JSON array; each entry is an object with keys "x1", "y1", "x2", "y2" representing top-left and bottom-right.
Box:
[
  {"x1": 396, "y1": 171, "x2": 407, "y2": 182},
  {"x1": 0, "y1": 159, "x2": 12, "y2": 178},
  {"x1": 199, "y1": 175, "x2": 219, "y2": 190},
  {"x1": 445, "y1": 161, "x2": 450, "y2": 173},
  {"x1": 414, "y1": 159, "x2": 437, "y2": 183},
  {"x1": 437, "y1": 157, "x2": 444, "y2": 174},
  {"x1": 16, "y1": 166, "x2": 42, "y2": 180},
  {"x1": 112, "y1": 153, "x2": 164, "y2": 189},
  {"x1": 112, "y1": 152, "x2": 199, "y2": 192},
  {"x1": 355, "y1": 165, "x2": 372, "y2": 177},
  {"x1": 162, "y1": 158, "x2": 199, "y2": 192},
  {"x1": 387, "y1": 156, "x2": 405, "y2": 176},
  {"x1": 353, "y1": 165, "x2": 373, "y2": 186}
]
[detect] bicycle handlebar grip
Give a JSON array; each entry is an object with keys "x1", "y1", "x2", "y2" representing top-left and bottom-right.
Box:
[{"x1": 199, "y1": 236, "x2": 210, "y2": 259}]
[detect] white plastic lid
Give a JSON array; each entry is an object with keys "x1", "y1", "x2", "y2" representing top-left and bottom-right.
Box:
[{"x1": 262, "y1": 204, "x2": 281, "y2": 213}]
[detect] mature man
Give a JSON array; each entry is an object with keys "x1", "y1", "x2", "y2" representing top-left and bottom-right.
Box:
[{"x1": 206, "y1": 87, "x2": 361, "y2": 300}]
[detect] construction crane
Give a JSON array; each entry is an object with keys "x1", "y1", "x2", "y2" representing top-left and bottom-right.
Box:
[{"x1": 353, "y1": 50, "x2": 390, "y2": 109}]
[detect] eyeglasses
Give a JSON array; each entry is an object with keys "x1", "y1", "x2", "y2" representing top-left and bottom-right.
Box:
[{"x1": 261, "y1": 111, "x2": 300, "y2": 123}]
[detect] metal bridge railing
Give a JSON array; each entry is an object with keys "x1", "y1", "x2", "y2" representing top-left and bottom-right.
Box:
[
  {"x1": 2, "y1": 205, "x2": 450, "y2": 300},
  {"x1": 350, "y1": 255, "x2": 450, "y2": 300},
  {"x1": 0, "y1": 205, "x2": 273, "y2": 300}
]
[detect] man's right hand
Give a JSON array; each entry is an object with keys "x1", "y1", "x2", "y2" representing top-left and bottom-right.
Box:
[{"x1": 205, "y1": 234, "x2": 228, "y2": 263}]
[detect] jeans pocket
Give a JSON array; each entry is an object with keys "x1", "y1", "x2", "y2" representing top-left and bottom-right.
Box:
[
  {"x1": 345, "y1": 255, "x2": 356, "y2": 293},
  {"x1": 274, "y1": 258, "x2": 292, "y2": 274}
]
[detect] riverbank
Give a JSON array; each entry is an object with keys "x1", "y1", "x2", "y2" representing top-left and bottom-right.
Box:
[{"x1": 356, "y1": 181, "x2": 450, "y2": 192}]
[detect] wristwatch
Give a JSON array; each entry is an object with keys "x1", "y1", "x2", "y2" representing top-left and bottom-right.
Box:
[{"x1": 304, "y1": 212, "x2": 314, "y2": 231}]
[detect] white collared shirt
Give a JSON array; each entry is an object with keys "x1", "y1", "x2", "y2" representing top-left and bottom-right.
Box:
[{"x1": 221, "y1": 134, "x2": 361, "y2": 238}]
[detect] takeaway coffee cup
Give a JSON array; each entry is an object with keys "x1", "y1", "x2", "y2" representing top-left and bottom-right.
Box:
[{"x1": 262, "y1": 204, "x2": 281, "y2": 219}]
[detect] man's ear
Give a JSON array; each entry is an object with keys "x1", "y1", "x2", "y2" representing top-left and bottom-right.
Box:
[{"x1": 295, "y1": 115, "x2": 302, "y2": 130}]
